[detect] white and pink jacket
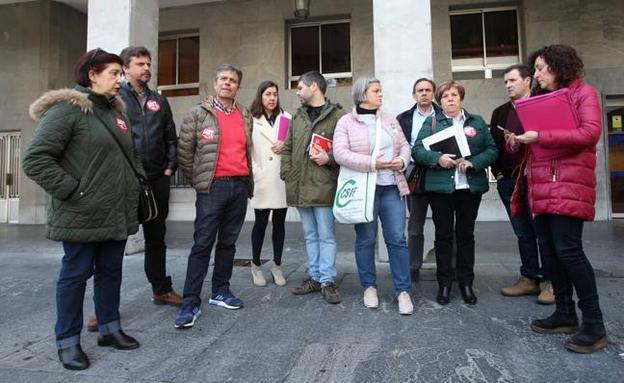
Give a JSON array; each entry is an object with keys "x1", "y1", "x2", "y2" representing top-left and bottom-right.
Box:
[{"x1": 333, "y1": 107, "x2": 411, "y2": 197}]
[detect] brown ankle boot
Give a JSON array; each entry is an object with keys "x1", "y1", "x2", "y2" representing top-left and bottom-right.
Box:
[
  {"x1": 501, "y1": 276, "x2": 540, "y2": 296},
  {"x1": 86, "y1": 314, "x2": 98, "y2": 332},
  {"x1": 153, "y1": 290, "x2": 183, "y2": 306},
  {"x1": 537, "y1": 281, "x2": 555, "y2": 305}
]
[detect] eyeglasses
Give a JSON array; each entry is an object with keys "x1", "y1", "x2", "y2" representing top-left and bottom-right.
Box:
[{"x1": 87, "y1": 48, "x2": 102, "y2": 68}]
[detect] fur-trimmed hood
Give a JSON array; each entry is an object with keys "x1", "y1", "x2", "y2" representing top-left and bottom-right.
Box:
[{"x1": 29, "y1": 87, "x2": 126, "y2": 121}]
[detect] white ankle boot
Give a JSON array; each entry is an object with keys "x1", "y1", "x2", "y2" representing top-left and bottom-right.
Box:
[
  {"x1": 271, "y1": 263, "x2": 287, "y2": 286},
  {"x1": 251, "y1": 262, "x2": 267, "y2": 286}
]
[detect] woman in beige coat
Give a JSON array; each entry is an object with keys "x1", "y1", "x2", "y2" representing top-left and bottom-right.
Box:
[{"x1": 249, "y1": 80, "x2": 290, "y2": 286}]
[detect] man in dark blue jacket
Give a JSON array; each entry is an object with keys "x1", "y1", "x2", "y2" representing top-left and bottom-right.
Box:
[
  {"x1": 396, "y1": 78, "x2": 442, "y2": 281},
  {"x1": 119, "y1": 46, "x2": 181, "y2": 306}
]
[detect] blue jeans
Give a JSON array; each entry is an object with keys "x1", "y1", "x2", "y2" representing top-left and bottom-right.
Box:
[
  {"x1": 533, "y1": 214, "x2": 603, "y2": 323},
  {"x1": 497, "y1": 177, "x2": 548, "y2": 280},
  {"x1": 182, "y1": 179, "x2": 248, "y2": 306},
  {"x1": 297, "y1": 206, "x2": 337, "y2": 285},
  {"x1": 56, "y1": 239, "x2": 127, "y2": 350},
  {"x1": 355, "y1": 185, "x2": 411, "y2": 295}
]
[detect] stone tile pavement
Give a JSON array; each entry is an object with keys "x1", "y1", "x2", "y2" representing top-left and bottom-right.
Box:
[{"x1": 1, "y1": 220, "x2": 623, "y2": 382}]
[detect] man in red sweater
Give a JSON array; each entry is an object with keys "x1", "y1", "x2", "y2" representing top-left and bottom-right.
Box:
[{"x1": 175, "y1": 64, "x2": 254, "y2": 328}]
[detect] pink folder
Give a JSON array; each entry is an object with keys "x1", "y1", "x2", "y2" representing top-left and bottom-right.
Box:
[
  {"x1": 277, "y1": 115, "x2": 291, "y2": 141},
  {"x1": 515, "y1": 88, "x2": 579, "y2": 161}
]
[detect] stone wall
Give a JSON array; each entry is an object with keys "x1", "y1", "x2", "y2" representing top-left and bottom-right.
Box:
[
  {"x1": 0, "y1": 1, "x2": 86, "y2": 224},
  {"x1": 160, "y1": 0, "x2": 374, "y2": 130}
]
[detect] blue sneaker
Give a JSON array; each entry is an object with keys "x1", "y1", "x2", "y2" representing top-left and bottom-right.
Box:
[
  {"x1": 208, "y1": 289, "x2": 243, "y2": 310},
  {"x1": 174, "y1": 302, "x2": 201, "y2": 329}
]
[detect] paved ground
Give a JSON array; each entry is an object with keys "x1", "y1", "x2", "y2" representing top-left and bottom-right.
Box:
[{"x1": 1, "y1": 220, "x2": 623, "y2": 382}]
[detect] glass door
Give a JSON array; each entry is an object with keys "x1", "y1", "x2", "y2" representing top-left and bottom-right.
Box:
[{"x1": 606, "y1": 97, "x2": 624, "y2": 217}]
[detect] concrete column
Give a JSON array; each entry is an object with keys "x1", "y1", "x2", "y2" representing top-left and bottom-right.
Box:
[
  {"x1": 88, "y1": 0, "x2": 160, "y2": 253},
  {"x1": 87, "y1": 0, "x2": 159, "y2": 86},
  {"x1": 373, "y1": 0, "x2": 433, "y2": 262},
  {"x1": 373, "y1": 0, "x2": 433, "y2": 116}
]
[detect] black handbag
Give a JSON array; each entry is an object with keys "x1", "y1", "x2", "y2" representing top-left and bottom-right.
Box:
[
  {"x1": 94, "y1": 112, "x2": 158, "y2": 223},
  {"x1": 406, "y1": 117, "x2": 437, "y2": 195}
]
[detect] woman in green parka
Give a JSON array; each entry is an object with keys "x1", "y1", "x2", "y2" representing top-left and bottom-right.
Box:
[
  {"x1": 23, "y1": 48, "x2": 141, "y2": 371},
  {"x1": 413, "y1": 80, "x2": 498, "y2": 307}
]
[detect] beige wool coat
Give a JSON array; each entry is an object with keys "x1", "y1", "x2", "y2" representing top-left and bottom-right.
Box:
[{"x1": 250, "y1": 112, "x2": 290, "y2": 209}]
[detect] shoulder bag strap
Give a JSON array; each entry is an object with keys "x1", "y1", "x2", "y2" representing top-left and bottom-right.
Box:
[
  {"x1": 92, "y1": 111, "x2": 145, "y2": 182},
  {"x1": 368, "y1": 115, "x2": 383, "y2": 170}
]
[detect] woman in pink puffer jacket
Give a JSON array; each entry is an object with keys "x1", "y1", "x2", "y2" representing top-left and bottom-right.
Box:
[{"x1": 333, "y1": 76, "x2": 413, "y2": 315}]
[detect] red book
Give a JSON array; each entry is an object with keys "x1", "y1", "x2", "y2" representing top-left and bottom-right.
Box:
[
  {"x1": 310, "y1": 133, "x2": 333, "y2": 153},
  {"x1": 515, "y1": 88, "x2": 580, "y2": 160}
]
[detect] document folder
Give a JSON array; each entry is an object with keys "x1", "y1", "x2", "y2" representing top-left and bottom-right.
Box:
[
  {"x1": 515, "y1": 88, "x2": 579, "y2": 161},
  {"x1": 422, "y1": 125, "x2": 471, "y2": 159}
]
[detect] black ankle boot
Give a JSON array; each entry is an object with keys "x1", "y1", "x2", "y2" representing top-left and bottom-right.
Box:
[
  {"x1": 565, "y1": 322, "x2": 607, "y2": 353},
  {"x1": 58, "y1": 344, "x2": 90, "y2": 370},
  {"x1": 531, "y1": 311, "x2": 579, "y2": 334},
  {"x1": 437, "y1": 285, "x2": 451, "y2": 305},
  {"x1": 97, "y1": 330, "x2": 140, "y2": 350},
  {"x1": 460, "y1": 286, "x2": 477, "y2": 305}
]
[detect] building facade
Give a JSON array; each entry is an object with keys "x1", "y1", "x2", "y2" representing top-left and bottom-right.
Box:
[{"x1": 1, "y1": 0, "x2": 623, "y2": 224}]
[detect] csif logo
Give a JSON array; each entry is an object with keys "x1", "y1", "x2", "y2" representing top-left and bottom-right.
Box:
[{"x1": 335, "y1": 179, "x2": 358, "y2": 208}]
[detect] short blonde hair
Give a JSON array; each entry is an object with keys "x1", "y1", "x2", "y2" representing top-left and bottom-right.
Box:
[{"x1": 435, "y1": 80, "x2": 465, "y2": 104}]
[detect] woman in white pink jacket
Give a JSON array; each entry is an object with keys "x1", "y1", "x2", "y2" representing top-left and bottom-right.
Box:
[{"x1": 333, "y1": 76, "x2": 413, "y2": 315}]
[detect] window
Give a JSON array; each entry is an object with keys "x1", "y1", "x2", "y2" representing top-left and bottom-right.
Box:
[
  {"x1": 158, "y1": 33, "x2": 199, "y2": 97},
  {"x1": 450, "y1": 7, "x2": 520, "y2": 75},
  {"x1": 288, "y1": 20, "x2": 351, "y2": 88}
]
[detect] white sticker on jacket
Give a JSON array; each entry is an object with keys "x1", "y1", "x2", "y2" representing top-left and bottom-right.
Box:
[
  {"x1": 116, "y1": 117, "x2": 129, "y2": 132},
  {"x1": 146, "y1": 100, "x2": 161, "y2": 112},
  {"x1": 464, "y1": 126, "x2": 477, "y2": 138},
  {"x1": 201, "y1": 127, "x2": 216, "y2": 142}
]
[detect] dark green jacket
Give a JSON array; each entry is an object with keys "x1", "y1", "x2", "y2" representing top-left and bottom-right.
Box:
[
  {"x1": 280, "y1": 100, "x2": 345, "y2": 207},
  {"x1": 23, "y1": 86, "x2": 141, "y2": 242},
  {"x1": 412, "y1": 110, "x2": 498, "y2": 194}
]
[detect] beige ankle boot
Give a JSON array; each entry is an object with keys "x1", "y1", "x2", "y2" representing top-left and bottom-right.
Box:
[
  {"x1": 271, "y1": 263, "x2": 287, "y2": 286},
  {"x1": 501, "y1": 276, "x2": 540, "y2": 296},
  {"x1": 251, "y1": 262, "x2": 267, "y2": 286}
]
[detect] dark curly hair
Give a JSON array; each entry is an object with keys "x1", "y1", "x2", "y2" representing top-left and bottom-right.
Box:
[{"x1": 528, "y1": 44, "x2": 584, "y2": 90}]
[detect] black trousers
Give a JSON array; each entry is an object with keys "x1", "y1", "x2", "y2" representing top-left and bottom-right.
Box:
[
  {"x1": 428, "y1": 190, "x2": 482, "y2": 287},
  {"x1": 533, "y1": 214, "x2": 603, "y2": 323},
  {"x1": 143, "y1": 175, "x2": 173, "y2": 295},
  {"x1": 251, "y1": 208, "x2": 287, "y2": 266}
]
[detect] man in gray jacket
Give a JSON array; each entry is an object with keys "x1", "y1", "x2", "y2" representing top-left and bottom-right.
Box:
[{"x1": 174, "y1": 64, "x2": 253, "y2": 329}]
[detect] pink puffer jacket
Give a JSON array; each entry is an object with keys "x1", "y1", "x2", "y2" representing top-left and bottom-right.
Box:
[
  {"x1": 511, "y1": 79, "x2": 602, "y2": 221},
  {"x1": 333, "y1": 107, "x2": 411, "y2": 196}
]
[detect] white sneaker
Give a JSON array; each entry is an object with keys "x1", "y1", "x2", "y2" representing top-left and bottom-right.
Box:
[
  {"x1": 363, "y1": 287, "x2": 379, "y2": 309},
  {"x1": 398, "y1": 291, "x2": 414, "y2": 315},
  {"x1": 251, "y1": 262, "x2": 267, "y2": 286},
  {"x1": 271, "y1": 263, "x2": 287, "y2": 286}
]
